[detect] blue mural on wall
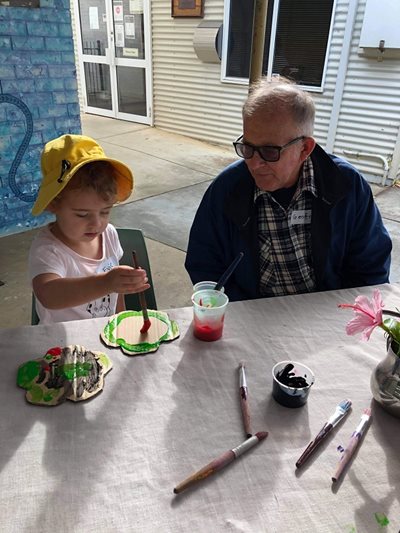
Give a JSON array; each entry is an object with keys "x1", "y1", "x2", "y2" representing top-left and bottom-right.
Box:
[
  {"x1": 0, "y1": 0, "x2": 81, "y2": 237},
  {"x1": 0, "y1": 92, "x2": 35, "y2": 203},
  {"x1": 0, "y1": 85, "x2": 51, "y2": 235}
]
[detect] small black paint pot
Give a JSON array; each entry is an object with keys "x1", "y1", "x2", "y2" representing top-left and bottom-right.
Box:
[{"x1": 272, "y1": 361, "x2": 315, "y2": 408}]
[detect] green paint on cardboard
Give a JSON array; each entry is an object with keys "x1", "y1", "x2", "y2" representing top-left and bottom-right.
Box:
[
  {"x1": 102, "y1": 309, "x2": 179, "y2": 355},
  {"x1": 17, "y1": 360, "x2": 40, "y2": 387},
  {"x1": 98, "y1": 353, "x2": 111, "y2": 369},
  {"x1": 29, "y1": 383, "x2": 44, "y2": 403},
  {"x1": 57, "y1": 362, "x2": 92, "y2": 380},
  {"x1": 374, "y1": 512, "x2": 389, "y2": 527},
  {"x1": 43, "y1": 393, "x2": 55, "y2": 402}
]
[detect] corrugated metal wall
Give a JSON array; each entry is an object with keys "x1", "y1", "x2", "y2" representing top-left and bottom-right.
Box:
[
  {"x1": 151, "y1": 0, "x2": 346, "y2": 148},
  {"x1": 330, "y1": 0, "x2": 400, "y2": 182},
  {"x1": 151, "y1": 0, "x2": 400, "y2": 182},
  {"x1": 151, "y1": 0, "x2": 246, "y2": 145}
]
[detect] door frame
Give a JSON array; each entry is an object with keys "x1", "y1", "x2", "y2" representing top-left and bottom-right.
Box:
[{"x1": 73, "y1": 0, "x2": 153, "y2": 125}]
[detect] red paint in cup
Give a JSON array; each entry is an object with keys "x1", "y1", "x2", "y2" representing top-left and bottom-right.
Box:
[
  {"x1": 191, "y1": 289, "x2": 229, "y2": 342},
  {"x1": 193, "y1": 316, "x2": 224, "y2": 341}
]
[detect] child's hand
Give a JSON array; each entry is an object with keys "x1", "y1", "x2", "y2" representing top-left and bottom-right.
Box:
[{"x1": 105, "y1": 265, "x2": 150, "y2": 294}]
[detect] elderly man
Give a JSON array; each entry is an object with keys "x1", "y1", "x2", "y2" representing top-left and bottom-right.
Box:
[{"x1": 185, "y1": 77, "x2": 392, "y2": 301}]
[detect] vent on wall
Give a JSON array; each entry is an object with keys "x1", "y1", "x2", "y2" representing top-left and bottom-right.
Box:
[{"x1": 193, "y1": 21, "x2": 223, "y2": 63}]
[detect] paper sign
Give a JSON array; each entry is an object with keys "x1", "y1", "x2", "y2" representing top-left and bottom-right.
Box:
[
  {"x1": 125, "y1": 15, "x2": 135, "y2": 38},
  {"x1": 115, "y1": 23, "x2": 125, "y2": 47},
  {"x1": 129, "y1": 0, "x2": 143, "y2": 13},
  {"x1": 123, "y1": 47, "x2": 139, "y2": 57},
  {"x1": 89, "y1": 6, "x2": 99, "y2": 30},
  {"x1": 113, "y1": 3, "x2": 123, "y2": 21}
]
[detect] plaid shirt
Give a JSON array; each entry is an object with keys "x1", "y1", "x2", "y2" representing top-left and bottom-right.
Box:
[{"x1": 255, "y1": 157, "x2": 318, "y2": 297}]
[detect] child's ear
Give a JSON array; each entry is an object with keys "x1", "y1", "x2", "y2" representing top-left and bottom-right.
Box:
[{"x1": 46, "y1": 199, "x2": 59, "y2": 214}]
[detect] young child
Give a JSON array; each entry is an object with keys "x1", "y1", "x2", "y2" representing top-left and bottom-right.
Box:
[{"x1": 29, "y1": 134, "x2": 150, "y2": 324}]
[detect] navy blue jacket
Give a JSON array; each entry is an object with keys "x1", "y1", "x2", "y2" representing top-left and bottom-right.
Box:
[{"x1": 185, "y1": 144, "x2": 392, "y2": 301}]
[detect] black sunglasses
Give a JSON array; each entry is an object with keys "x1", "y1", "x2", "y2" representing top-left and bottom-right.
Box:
[{"x1": 233, "y1": 135, "x2": 306, "y2": 162}]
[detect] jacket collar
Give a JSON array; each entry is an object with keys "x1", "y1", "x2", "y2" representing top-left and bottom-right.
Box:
[
  {"x1": 224, "y1": 162, "x2": 255, "y2": 227},
  {"x1": 310, "y1": 144, "x2": 351, "y2": 204},
  {"x1": 225, "y1": 144, "x2": 350, "y2": 225}
]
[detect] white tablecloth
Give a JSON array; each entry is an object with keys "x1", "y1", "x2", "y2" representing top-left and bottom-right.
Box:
[{"x1": 0, "y1": 284, "x2": 399, "y2": 532}]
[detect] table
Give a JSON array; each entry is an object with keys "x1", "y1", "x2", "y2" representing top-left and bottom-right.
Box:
[{"x1": 0, "y1": 284, "x2": 399, "y2": 532}]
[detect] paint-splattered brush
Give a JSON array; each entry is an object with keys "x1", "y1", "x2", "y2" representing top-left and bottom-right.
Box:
[
  {"x1": 132, "y1": 250, "x2": 151, "y2": 334},
  {"x1": 332, "y1": 407, "x2": 371, "y2": 483},
  {"x1": 239, "y1": 362, "x2": 252, "y2": 438},
  {"x1": 296, "y1": 398, "x2": 352, "y2": 468}
]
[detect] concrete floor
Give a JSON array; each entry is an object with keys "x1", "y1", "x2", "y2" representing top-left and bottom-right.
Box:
[{"x1": 1, "y1": 114, "x2": 400, "y2": 328}]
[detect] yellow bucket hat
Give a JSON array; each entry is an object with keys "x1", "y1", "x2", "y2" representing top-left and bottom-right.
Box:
[{"x1": 32, "y1": 134, "x2": 134, "y2": 215}]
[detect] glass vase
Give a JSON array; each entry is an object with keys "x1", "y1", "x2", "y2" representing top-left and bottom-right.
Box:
[{"x1": 370, "y1": 338, "x2": 400, "y2": 418}]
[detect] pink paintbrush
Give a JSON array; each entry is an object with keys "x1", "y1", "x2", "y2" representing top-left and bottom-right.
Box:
[{"x1": 132, "y1": 250, "x2": 151, "y2": 334}]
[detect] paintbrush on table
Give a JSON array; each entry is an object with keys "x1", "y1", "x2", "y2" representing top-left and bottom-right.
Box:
[
  {"x1": 173, "y1": 431, "x2": 268, "y2": 494},
  {"x1": 132, "y1": 250, "x2": 151, "y2": 334},
  {"x1": 239, "y1": 362, "x2": 252, "y2": 438}
]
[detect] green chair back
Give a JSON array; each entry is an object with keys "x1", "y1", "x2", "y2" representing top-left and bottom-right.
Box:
[
  {"x1": 31, "y1": 293, "x2": 40, "y2": 326},
  {"x1": 31, "y1": 227, "x2": 157, "y2": 324},
  {"x1": 116, "y1": 227, "x2": 157, "y2": 311}
]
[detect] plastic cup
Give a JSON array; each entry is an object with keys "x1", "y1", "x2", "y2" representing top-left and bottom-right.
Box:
[
  {"x1": 272, "y1": 361, "x2": 315, "y2": 408},
  {"x1": 191, "y1": 289, "x2": 229, "y2": 341},
  {"x1": 193, "y1": 281, "x2": 225, "y2": 293}
]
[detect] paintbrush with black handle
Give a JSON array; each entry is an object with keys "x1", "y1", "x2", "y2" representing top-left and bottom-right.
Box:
[{"x1": 132, "y1": 250, "x2": 151, "y2": 334}]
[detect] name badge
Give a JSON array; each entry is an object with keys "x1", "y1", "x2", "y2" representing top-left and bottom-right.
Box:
[
  {"x1": 290, "y1": 210, "x2": 311, "y2": 225},
  {"x1": 97, "y1": 256, "x2": 118, "y2": 273}
]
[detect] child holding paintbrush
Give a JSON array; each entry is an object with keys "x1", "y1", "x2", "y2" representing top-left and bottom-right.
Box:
[{"x1": 28, "y1": 134, "x2": 150, "y2": 324}]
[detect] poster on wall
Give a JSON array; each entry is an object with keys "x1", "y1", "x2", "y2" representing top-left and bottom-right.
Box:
[{"x1": 171, "y1": 0, "x2": 203, "y2": 17}]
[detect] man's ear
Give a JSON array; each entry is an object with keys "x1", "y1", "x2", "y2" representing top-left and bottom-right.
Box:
[{"x1": 300, "y1": 137, "x2": 316, "y2": 162}]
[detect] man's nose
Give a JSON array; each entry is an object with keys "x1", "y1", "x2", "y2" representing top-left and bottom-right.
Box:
[{"x1": 248, "y1": 149, "x2": 268, "y2": 169}]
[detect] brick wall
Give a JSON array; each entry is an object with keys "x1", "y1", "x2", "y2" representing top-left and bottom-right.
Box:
[{"x1": 0, "y1": 0, "x2": 81, "y2": 237}]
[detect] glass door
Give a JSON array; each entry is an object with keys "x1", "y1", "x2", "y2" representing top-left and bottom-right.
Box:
[{"x1": 74, "y1": 0, "x2": 152, "y2": 124}]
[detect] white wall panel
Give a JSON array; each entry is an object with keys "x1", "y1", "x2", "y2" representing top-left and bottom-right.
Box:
[{"x1": 331, "y1": 0, "x2": 400, "y2": 182}]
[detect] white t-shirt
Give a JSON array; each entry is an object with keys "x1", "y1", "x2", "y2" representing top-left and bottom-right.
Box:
[{"x1": 28, "y1": 223, "x2": 123, "y2": 324}]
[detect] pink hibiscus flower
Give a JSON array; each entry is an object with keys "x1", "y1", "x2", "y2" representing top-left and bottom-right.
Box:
[{"x1": 338, "y1": 289, "x2": 384, "y2": 341}]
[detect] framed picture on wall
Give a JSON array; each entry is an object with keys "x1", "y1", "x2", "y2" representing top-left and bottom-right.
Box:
[{"x1": 171, "y1": 0, "x2": 204, "y2": 18}]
